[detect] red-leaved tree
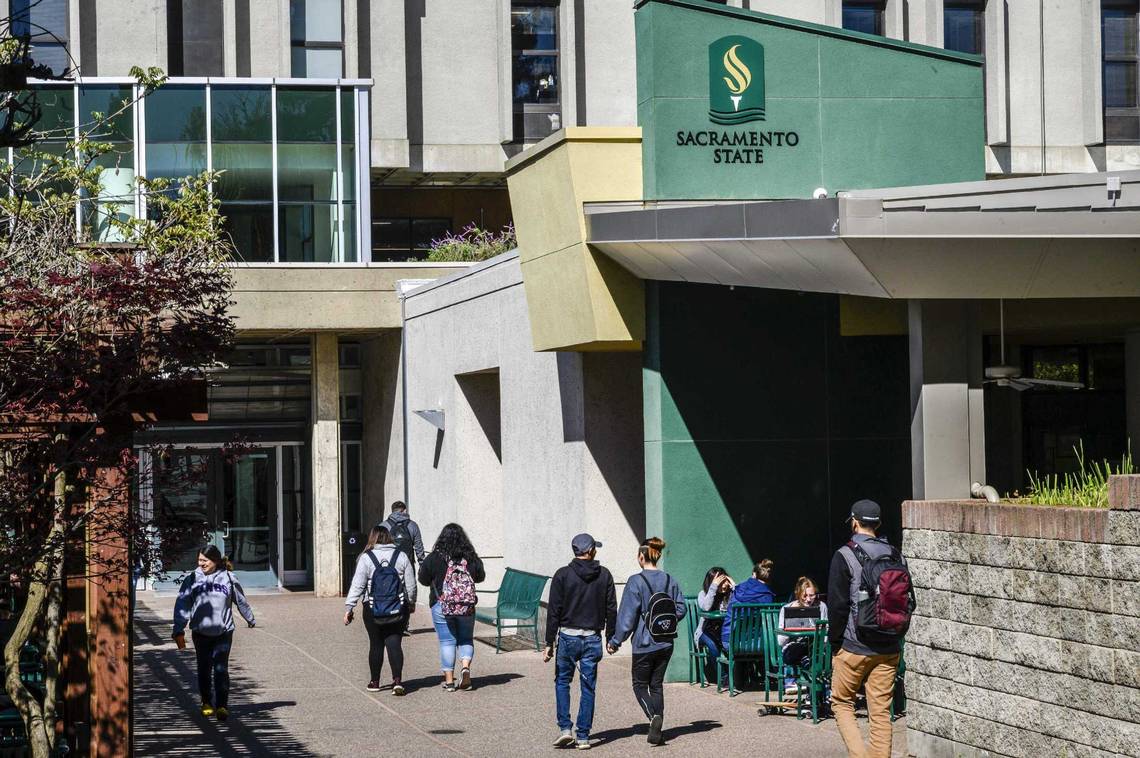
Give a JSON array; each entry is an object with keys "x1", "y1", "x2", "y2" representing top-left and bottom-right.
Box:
[{"x1": 0, "y1": 70, "x2": 236, "y2": 756}]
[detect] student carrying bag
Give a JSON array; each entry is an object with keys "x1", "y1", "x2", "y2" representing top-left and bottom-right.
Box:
[{"x1": 841, "y1": 541, "x2": 916, "y2": 643}]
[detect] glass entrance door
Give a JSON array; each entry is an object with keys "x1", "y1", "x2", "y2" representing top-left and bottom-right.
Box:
[{"x1": 150, "y1": 447, "x2": 279, "y2": 590}]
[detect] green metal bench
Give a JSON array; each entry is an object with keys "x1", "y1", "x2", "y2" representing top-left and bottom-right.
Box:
[{"x1": 474, "y1": 568, "x2": 549, "y2": 653}]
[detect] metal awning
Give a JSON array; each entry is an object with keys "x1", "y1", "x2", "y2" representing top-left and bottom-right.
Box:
[{"x1": 585, "y1": 170, "x2": 1140, "y2": 299}]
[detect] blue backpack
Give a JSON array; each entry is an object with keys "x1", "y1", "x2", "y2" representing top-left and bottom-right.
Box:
[{"x1": 365, "y1": 551, "x2": 405, "y2": 621}]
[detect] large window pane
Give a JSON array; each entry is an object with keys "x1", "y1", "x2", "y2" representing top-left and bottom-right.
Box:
[
  {"x1": 291, "y1": 0, "x2": 342, "y2": 43},
  {"x1": 944, "y1": 4, "x2": 984, "y2": 55},
  {"x1": 144, "y1": 86, "x2": 207, "y2": 192},
  {"x1": 12, "y1": 0, "x2": 69, "y2": 75},
  {"x1": 1105, "y1": 61, "x2": 1138, "y2": 107},
  {"x1": 513, "y1": 55, "x2": 559, "y2": 104},
  {"x1": 842, "y1": 2, "x2": 884, "y2": 35},
  {"x1": 221, "y1": 204, "x2": 274, "y2": 262},
  {"x1": 291, "y1": 47, "x2": 343, "y2": 79},
  {"x1": 168, "y1": 0, "x2": 224, "y2": 76},
  {"x1": 278, "y1": 89, "x2": 341, "y2": 262},
  {"x1": 1104, "y1": 6, "x2": 1139, "y2": 57},
  {"x1": 277, "y1": 89, "x2": 337, "y2": 141},
  {"x1": 80, "y1": 86, "x2": 135, "y2": 242},
  {"x1": 511, "y1": 7, "x2": 557, "y2": 50},
  {"x1": 340, "y1": 90, "x2": 356, "y2": 261}
]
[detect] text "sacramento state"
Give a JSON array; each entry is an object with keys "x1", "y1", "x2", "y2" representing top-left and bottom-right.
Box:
[{"x1": 676, "y1": 129, "x2": 800, "y2": 164}]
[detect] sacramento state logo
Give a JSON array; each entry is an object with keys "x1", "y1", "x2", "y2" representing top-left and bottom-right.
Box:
[{"x1": 708, "y1": 36, "x2": 765, "y2": 125}]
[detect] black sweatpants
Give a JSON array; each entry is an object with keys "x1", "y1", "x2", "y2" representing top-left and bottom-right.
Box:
[
  {"x1": 363, "y1": 609, "x2": 408, "y2": 681},
  {"x1": 631, "y1": 647, "x2": 673, "y2": 719},
  {"x1": 192, "y1": 630, "x2": 233, "y2": 708}
]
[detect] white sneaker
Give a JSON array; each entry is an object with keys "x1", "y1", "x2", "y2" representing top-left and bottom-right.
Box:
[
  {"x1": 553, "y1": 731, "x2": 574, "y2": 747},
  {"x1": 575, "y1": 738, "x2": 591, "y2": 750}
]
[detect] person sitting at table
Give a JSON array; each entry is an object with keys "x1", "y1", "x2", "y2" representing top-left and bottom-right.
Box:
[
  {"x1": 695, "y1": 566, "x2": 733, "y2": 686},
  {"x1": 777, "y1": 576, "x2": 828, "y2": 691},
  {"x1": 720, "y1": 559, "x2": 776, "y2": 653}
]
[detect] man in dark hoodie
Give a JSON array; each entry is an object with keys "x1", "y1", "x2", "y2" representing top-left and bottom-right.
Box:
[
  {"x1": 382, "y1": 501, "x2": 425, "y2": 569},
  {"x1": 544, "y1": 533, "x2": 617, "y2": 750}
]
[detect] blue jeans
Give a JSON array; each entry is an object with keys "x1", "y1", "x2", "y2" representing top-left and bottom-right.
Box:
[
  {"x1": 699, "y1": 633, "x2": 727, "y2": 685},
  {"x1": 555, "y1": 633, "x2": 603, "y2": 739},
  {"x1": 431, "y1": 602, "x2": 475, "y2": 673}
]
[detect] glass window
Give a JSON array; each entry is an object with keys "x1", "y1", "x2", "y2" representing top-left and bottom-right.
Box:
[
  {"x1": 341, "y1": 443, "x2": 361, "y2": 533},
  {"x1": 340, "y1": 90, "x2": 357, "y2": 262},
  {"x1": 511, "y1": 2, "x2": 561, "y2": 142},
  {"x1": 842, "y1": 1, "x2": 884, "y2": 36},
  {"x1": 11, "y1": 0, "x2": 70, "y2": 76},
  {"x1": 290, "y1": 0, "x2": 344, "y2": 78},
  {"x1": 1103, "y1": 1, "x2": 1140, "y2": 142},
  {"x1": 167, "y1": 0, "x2": 225, "y2": 77},
  {"x1": 212, "y1": 87, "x2": 274, "y2": 262},
  {"x1": 277, "y1": 88, "x2": 340, "y2": 262},
  {"x1": 80, "y1": 86, "x2": 136, "y2": 242},
  {"x1": 944, "y1": 2, "x2": 985, "y2": 55},
  {"x1": 370, "y1": 218, "x2": 450, "y2": 261},
  {"x1": 144, "y1": 86, "x2": 207, "y2": 196}
]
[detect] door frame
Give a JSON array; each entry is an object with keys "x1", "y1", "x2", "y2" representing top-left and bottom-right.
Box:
[{"x1": 138, "y1": 441, "x2": 309, "y2": 591}]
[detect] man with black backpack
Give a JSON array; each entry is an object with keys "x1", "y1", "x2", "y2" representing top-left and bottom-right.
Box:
[
  {"x1": 827, "y1": 499, "x2": 916, "y2": 758},
  {"x1": 383, "y1": 501, "x2": 426, "y2": 568}
]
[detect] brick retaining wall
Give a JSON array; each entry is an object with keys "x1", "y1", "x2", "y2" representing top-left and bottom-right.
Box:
[{"x1": 900, "y1": 476, "x2": 1140, "y2": 758}]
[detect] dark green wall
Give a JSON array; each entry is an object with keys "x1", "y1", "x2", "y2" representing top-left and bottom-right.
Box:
[
  {"x1": 636, "y1": 0, "x2": 985, "y2": 200},
  {"x1": 644, "y1": 282, "x2": 911, "y2": 679}
]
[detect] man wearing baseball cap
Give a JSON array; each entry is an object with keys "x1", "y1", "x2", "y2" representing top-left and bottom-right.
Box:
[
  {"x1": 544, "y1": 533, "x2": 617, "y2": 750},
  {"x1": 827, "y1": 499, "x2": 908, "y2": 758}
]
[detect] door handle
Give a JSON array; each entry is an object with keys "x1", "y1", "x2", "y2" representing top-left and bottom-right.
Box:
[{"x1": 221, "y1": 521, "x2": 230, "y2": 539}]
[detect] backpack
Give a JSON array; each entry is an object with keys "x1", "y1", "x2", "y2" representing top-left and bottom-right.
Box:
[
  {"x1": 439, "y1": 558, "x2": 477, "y2": 617},
  {"x1": 388, "y1": 519, "x2": 413, "y2": 562},
  {"x1": 843, "y1": 540, "x2": 916, "y2": 643},
  {"x1": 637, "y1": 573, "x2": 680, "y2": 643},
  {"x1": 365, "y1": 551, "x2": 405, "y2": 622}
]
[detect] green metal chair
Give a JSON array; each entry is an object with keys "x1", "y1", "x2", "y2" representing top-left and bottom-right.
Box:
[
  {"x1": 474, "y1": 568, "x2": 550, "y2": 653},
  {"x1": 793, "y1": 621, "x2": 832, "y2": 724},
  {"x1": 683, "y1": 596, "x2": 704, "y2": 686},
  {"x1": 758, "y1": 604, "x2": 789, "y2": 704},
  {"x1": 716, "y1": 603, "x2": 777, "y2": 696}
]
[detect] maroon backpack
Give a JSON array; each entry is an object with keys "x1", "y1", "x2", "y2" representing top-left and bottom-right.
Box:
[{"x1": 845, "y1": 541, "x2": 916, "y2": 642}]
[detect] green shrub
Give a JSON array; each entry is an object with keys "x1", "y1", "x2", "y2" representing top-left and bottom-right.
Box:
[
  {"x1": 425, "y1": 223, "x2": 516, "y2": 262},
  {"x1": 1016, "y1": 442, "x2": 1133, "y2": 508}
]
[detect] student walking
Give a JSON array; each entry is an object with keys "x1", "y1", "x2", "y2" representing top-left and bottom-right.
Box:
[
  {"x1": 172, "y1": 545, "x2": 256, "y2": 722},
  {"x1": 419, "y1": 523, "x2": 485, "y2": 691},
  {"x1": 607, "y1": 537, "x2": 685, "y2": 747},
  {"x1": 383, "y1": 500, "x2": 426, "y2": 568},
  {"x1": 544, "y1": 533, "x2": 617, "y2": 750},
  {"x1": 827, "y1": 499, "x2": 915, "y2": 758},
  {"x1": 344, "y1": 523, "x2": 417, "y2": 694}
]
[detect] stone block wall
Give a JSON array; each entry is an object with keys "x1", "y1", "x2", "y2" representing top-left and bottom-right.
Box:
[{"x1": 901, "y1": 475, "x2": 1140, "y2": 758}]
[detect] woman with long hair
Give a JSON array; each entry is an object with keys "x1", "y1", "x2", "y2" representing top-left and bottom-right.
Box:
[
  {"x1": 172, "y1": 545, "x2": 255, "y2": 721},
  {"x1": 696, "y1": 565, "x2": 734, "y2": 687},
  {"x1": 344, "y1": 523, "x2": 417, "y2": 695},
  {"x1": 418, "y1": 523, "x2": 485, "y2": 691},
  {"x1": 607, "y1": 537, "x2": 685, "y2": 746}
]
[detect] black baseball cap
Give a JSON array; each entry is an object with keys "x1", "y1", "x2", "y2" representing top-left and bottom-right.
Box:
[
  {"x1": 849, "y1": 499, "x2": 882, "y2": 524},
  {"x1": 571, "y1": 533, "x2": 602, "y2": 555}
]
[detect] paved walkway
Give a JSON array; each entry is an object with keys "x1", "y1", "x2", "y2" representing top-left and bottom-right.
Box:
[{"x1": 132, "y1": 592, "x2": 907, "y2": 757}]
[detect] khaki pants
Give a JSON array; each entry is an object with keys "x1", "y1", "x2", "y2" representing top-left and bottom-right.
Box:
[{"x1": 830, "y1": 647, "x2": 900, "y2": 758}]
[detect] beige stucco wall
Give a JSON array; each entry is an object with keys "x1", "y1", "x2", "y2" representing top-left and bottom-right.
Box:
[{"x1": 505, "y1": 128, "x2": 645, "y2": 352}]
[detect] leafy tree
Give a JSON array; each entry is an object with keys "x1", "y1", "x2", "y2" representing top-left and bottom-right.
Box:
[{"x1": 0, "y1": 67, "x2": 235, "y2": 757}]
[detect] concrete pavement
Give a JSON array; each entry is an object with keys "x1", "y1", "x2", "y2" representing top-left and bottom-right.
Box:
[{"x1": 132, "y1": 592, "x2": 907, "y2": 757}]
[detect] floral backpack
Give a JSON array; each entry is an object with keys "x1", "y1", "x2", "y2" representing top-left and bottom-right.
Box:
[{"x1": 439, "y1": 558, "x2": 477, "y2": 617}]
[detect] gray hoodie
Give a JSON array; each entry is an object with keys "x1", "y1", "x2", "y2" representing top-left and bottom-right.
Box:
[
  {"x1": 173, "y1": 568, "x2": 255, "y2": 638},
  {"x1": 345, "y1": 545, "x2": 417, "y2": 610},
  {"x1": 609, "y1": 570, "x2": 686, "y2": 655},
  {"x1": 381, "y1": 511, "x2": 426, "y2": 564}
]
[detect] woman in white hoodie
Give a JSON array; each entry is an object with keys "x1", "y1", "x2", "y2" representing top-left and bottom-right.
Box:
[{"x1": 344, "y1": 524, "x2": 417, "y2": 695}]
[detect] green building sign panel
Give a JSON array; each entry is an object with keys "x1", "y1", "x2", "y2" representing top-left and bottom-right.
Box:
[{"x1": 636, "y1": 0, "x2": 985, "y2": 200}]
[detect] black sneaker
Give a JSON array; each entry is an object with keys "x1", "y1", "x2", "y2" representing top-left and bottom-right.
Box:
[
  {"x1": 442, "y1": 681, "x2": 457, "y2": 692},
  {"x1": 647, "y1": 715, "x2": 664, "y2": 745},
  {"x1": 216, "y1": 707, "x2": 229, "y2": 722},
  {"x1": 366, "y1": 680, "x2": 381, "y2": 692}
]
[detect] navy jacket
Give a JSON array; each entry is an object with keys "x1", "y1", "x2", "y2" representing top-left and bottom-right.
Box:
[{"x1": 721, "y1": 578, "x2": 776, "y2": 648}]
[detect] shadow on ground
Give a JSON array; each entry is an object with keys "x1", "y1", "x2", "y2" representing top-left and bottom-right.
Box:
[
  {"x1": 590, "y1": 719, "x2": 723, "y2": 745},
  {"x1": 133, "y1": 602, "x2": 318, "y2": 757}
]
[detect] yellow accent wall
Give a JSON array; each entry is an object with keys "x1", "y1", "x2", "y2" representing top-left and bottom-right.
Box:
[{"x1": 505, "y1": 128, "x2": 645, "y2": 352}]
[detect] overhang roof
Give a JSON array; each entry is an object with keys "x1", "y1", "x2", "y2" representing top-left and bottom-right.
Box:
[{"x1": 585, "y1": 170, "x2": 1140, "y2": 299}]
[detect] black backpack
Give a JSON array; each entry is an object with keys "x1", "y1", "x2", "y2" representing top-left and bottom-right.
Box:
[
  {"x1": 388, "y1": 520, "x2": 413, "y2": 562},
  {"x1": 365, "y1": 551, "x2": 405, "y2": 622},
  {"x1": 637, "y1": 573, "x2": 680, "y2": 643}
]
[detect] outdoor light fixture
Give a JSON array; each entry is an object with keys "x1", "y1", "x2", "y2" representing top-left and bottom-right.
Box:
[{"x1": 413, "y1": 409, "x2": 445, "y2": 430}]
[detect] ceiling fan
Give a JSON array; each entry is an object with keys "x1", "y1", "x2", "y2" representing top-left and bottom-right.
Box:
[{"x1": 983, "y1": 300, "x2": 1084, "y2": 392}]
